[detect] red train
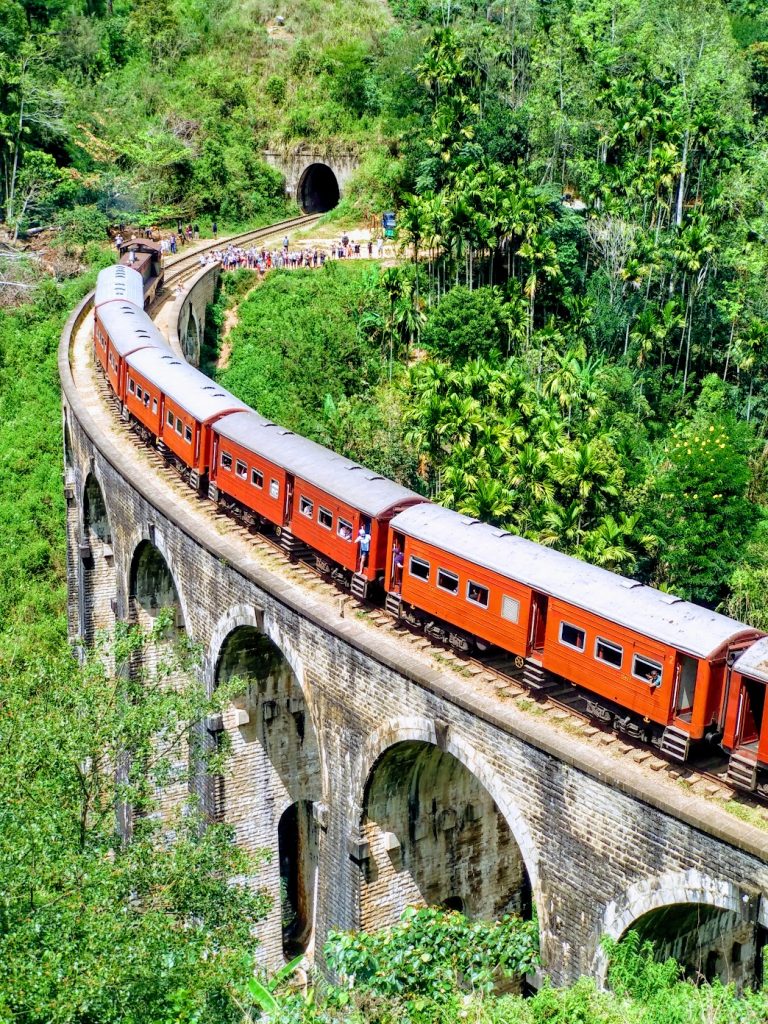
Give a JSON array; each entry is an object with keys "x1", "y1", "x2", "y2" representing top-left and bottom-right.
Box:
[{"x1": 91, "y1": 265, "x2": 768, "y2": 795}]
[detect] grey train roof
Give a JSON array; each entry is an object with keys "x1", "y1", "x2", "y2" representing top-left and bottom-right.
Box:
[
  {"x1": 390, "y1": 503, "x2": 755, "y2": 659},
  {"x1": 734, "y1": 638, "x2": 768, "y2": 683},
  {"x1": 97, "y1": 302, "x2": 169, "y2": 358},
  {"x1": 214, "y1": 411, "x2": 426, "y2": 518},
  {"x1": 95, "y1": 264, "x2": 145, "y2": 309},
  {"x1": 126, "y1": 348, "x2": 249, "y2": 422}
]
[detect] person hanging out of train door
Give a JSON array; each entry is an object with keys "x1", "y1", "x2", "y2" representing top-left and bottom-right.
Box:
[
  {"x1": 392, "y1": 538, "x2": 404, "y2": 592},
  {"x1": 355, "y1": 521, "x2": 371, "y2": 574}
]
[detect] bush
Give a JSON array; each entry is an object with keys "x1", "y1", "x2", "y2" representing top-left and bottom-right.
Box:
[
  {"x1": 421, "y1": 286, "x2": 507, "y2": 362},
  {"x1": 56, "y1": 204, "x2": 110, "y2": 245}
]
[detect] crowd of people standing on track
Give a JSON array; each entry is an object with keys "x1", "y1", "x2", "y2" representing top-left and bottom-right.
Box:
[
  {"x1": 162, "y1": 222, "x2": 202, "y2": 255},
  {"x1": 205, "y1": 233, "x2": 387, "y2": 276},
  {"x1": 114, "y1": 217, "x2": 390, "y2": 278}
]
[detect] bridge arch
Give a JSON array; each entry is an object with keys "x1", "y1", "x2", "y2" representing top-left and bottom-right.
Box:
[
  {"x1": 207, "y1": 606, "x2": 324, "y2": 964},
  {"x1": 592, "y1": 870, "x2": 757, "y2": 985},
  {"x1": 127, "y1": 534, "x2": 188, "y2": 629},
  {"x1": 79, "y1": 471, "x2": 116, "y2": 645},
  {"x1": 298, "y1": 162, "x2": 340, "y2": 214},
  {"x1": 355, "y1": 717, "x2": 540, "y2": 932},
  {"x1": 182, "y1": 306, "x2": 201, "y2": 366},
  {"x1": 83, "y1": 471, "x2": 112, "y2": 543}
]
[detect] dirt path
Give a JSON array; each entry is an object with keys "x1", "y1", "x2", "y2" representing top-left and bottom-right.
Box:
[{"x1": 216, "y1": 279, "x2": 263, "y2": 371}]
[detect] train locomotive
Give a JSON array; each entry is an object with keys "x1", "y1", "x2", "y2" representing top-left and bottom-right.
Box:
[{"x1": 91, "y1": 264, "x2": 768, "y2": 796}]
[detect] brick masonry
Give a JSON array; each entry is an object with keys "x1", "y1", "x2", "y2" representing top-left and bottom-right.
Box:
[
  {"x1": 263, "y1": 146, "x2": 358, "y2": 209},
  {"x1": 60, "y1": 289, "x2": 768, "y2": 987}
]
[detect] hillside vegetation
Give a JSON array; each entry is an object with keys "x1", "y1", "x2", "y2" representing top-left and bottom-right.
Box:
[
  {"x1": 0, "y1": 0, "x2": 394, "y2": 232},
  {"x1": 212, "y1": 0, "x2": 768, "y2": 623}
]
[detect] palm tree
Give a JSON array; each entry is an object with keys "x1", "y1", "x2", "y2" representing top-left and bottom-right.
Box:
[{"x1": 517, "y1": 233, "x2": 560, "y2": 347}]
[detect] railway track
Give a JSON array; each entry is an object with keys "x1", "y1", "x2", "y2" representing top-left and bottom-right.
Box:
[
  {"x1": 161, "y1": 213, "x2": 321, "y2": 286},
  {"x1": 93, "y1": 364, "x2": 754, "y2": 809}
]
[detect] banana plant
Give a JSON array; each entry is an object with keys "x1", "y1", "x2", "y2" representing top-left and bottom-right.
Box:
[{"x1": 236, "y1": 954, "x2": 306, "y2": 1021}]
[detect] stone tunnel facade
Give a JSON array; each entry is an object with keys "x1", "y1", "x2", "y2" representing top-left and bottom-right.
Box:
[
  {"x1": 61, "y1": 290, "x2": 768, "y2": 987},
  {"x1": 263, "y1": 146, "x2": 358, "y2": 213}
]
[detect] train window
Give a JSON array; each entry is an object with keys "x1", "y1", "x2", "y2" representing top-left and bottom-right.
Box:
[
  {"x1": 167, "y1": 410, "x2": 174, "y2": 427},
  {"x1": 128, "y1": 378, "x2": 135, "y2": 394},
  {"x1": 559, "y1": 622, "x2": 585, "y2": 651},
  {"x1": 152, "y1": 399, "x2": 158, "y2": 414},
  {"x1": 221, "y1": 451, "x2": 232, "y2": 471},
  {"x1": 318, "y1": 507, "x2": 333, "y2": 530},
  {"x1": 437, "y1": 568, "x2": 459, "y2": 594},
  {"x1": 136, "y1": 386, "x2": 143, "y2": 400},
  {"x1": 632, "y1": 654, "x2": 663, "y2": 683},
  {"x1": 175, "y1": 417, "x2": 183, "y2": 435},
  {"x1": 184, "y1": 426, "x2": 192, "y2": 443},
  {"x1": 595, "y1": 637, "x2": 623, "y2": 668},
  {"x1": 409, "y1": 557, "x2": 430, "y2": 581},
  {"x1": 337, "y1": 517, "x2": 353, "y2": 540},
  {"x1": 143, "y1": 393, "x2": 150, "y2": 407},
  {"x1": 300, "y1": 496, "x2": 314, "y2": 518},
  {"x1": 467, "y1": 582, "x2": 489, "y2": 608},
  {"x1": 235, "y1": 460, "x2": 247, "y2": 479},
  {"x1": 251, "y1": 469, "x2": 264, "y2": 489},
  {"x1": 270, "y1": 479, "x2": 279, "y2": 499},
  {"x1": 501, "y1": 595, "x2": 520, "y2": 622}
]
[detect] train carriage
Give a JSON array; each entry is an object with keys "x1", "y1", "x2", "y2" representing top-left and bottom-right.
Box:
[
  {"x1": 722, "y1": 639, "x2": 768, "y2": 791},
  {"x1": 387, "y1": 504, "x2": 761, "y2": 758},
  {"x1": 95, "y1": 264, "x2": 145, "y2": 311},
  {"x1": 210, "y1": 411, "x2": 426, "y2": 588},
  {"x1": 124, "y1": 348, "x2": 248, "y2": 488},
  {"x1": 94, "y1": 300, "x2": 168, "y2": 399}
]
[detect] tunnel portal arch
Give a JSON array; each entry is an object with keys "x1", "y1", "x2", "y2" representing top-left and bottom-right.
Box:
[{"x1": 298, "y1": 163, "x2": 340, "y2": 214}]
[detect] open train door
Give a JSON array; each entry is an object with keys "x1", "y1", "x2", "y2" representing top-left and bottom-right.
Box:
[
  {"x1": 527, "y1": 591, "x2": 548, "y2": 660},
  {"x1": 277, "y1": 474, "x2": 305, "y2": 559},
  {"x1": 283, "y1": 474, "x2": 294, "y2": 528}
]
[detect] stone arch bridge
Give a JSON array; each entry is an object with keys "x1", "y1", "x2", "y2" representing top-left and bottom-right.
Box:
[{"x1": 60, "y1": 266, "x2": 768, "y2": 987}]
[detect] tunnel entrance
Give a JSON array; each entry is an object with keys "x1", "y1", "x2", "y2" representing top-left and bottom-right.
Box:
[
  {"x1": 298, "y1": 163, "x2": 340, "y2": 214},
  {"x1": 278, "y1": 800, "x2": 318, "y2": 958}
]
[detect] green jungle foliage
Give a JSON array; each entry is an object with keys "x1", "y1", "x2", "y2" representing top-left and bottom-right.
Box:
[
  {"x1": 0, "y1": 0, "x2": 396, "y2": 231},
  {"x1": 0, "y1": 623, "x2": 271, "y2": 1023},
  {"x1": 0, "y1": 270, "x2": 273, "y2": 1022},
  {"x1": 232, "y1": 913, "x2": 768, "y2": 1024},
  {"x1": 204, "y1": 0, "x2": 768, "y2": 619},
  {"x1": 215, "y1": 262, "x2": 421, "y2": 484}
]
